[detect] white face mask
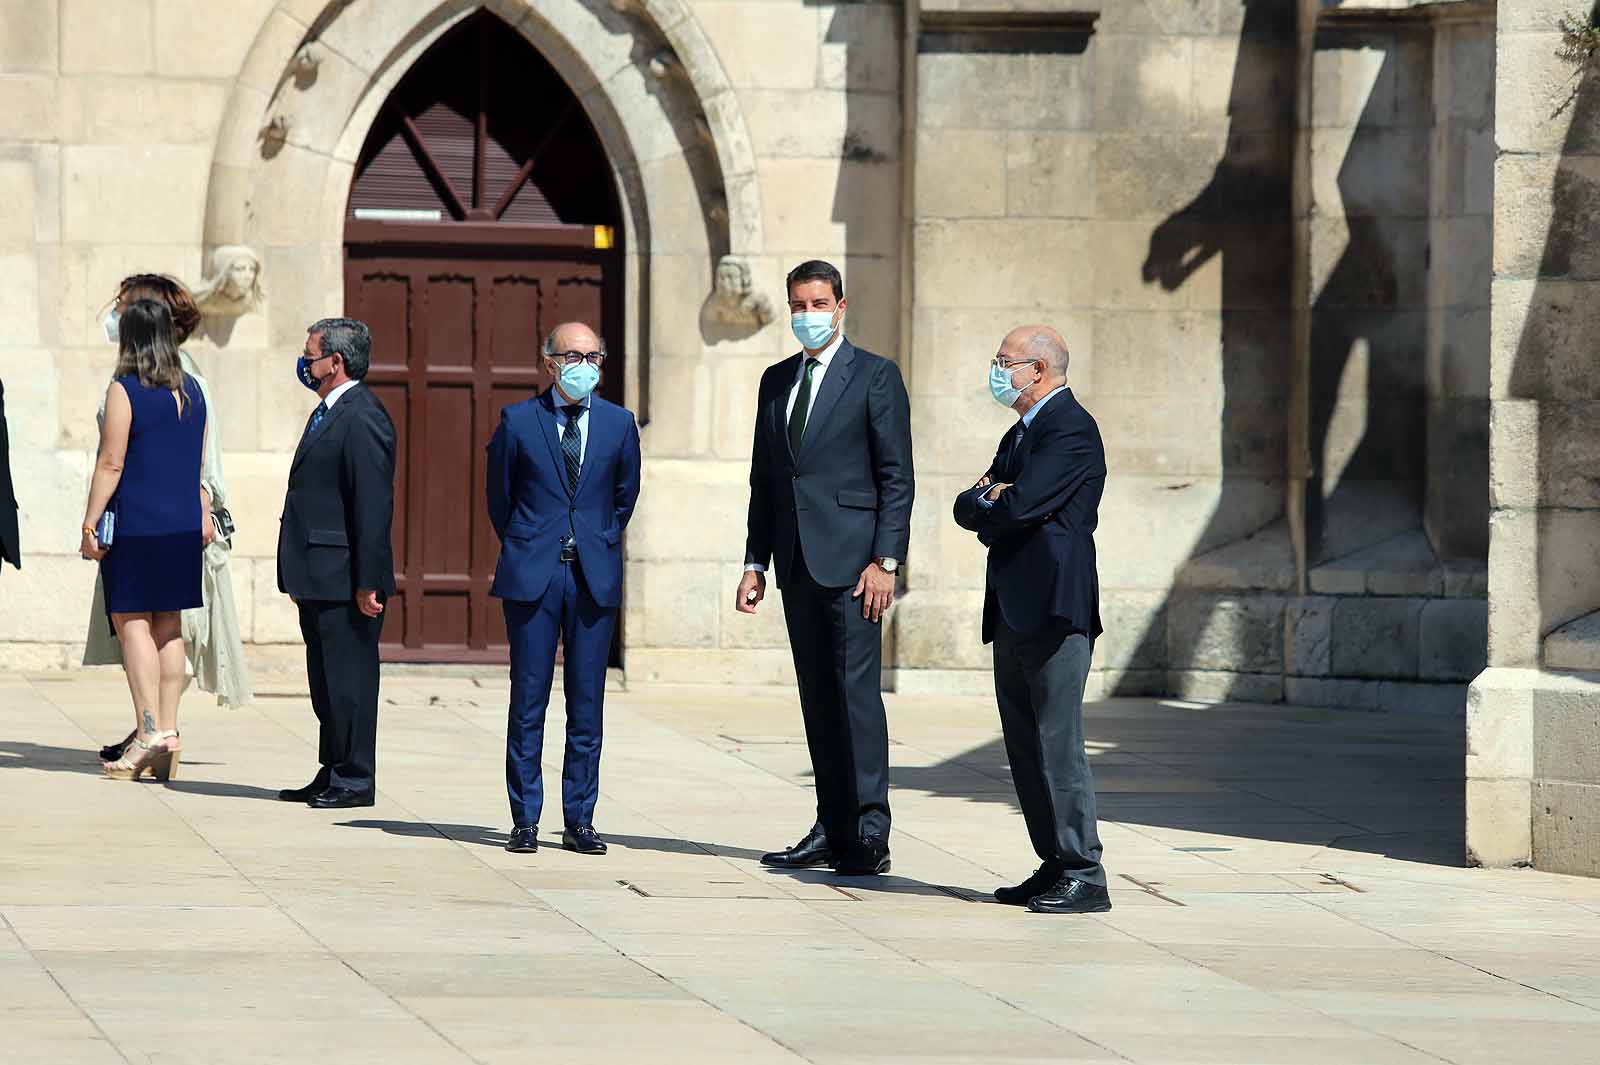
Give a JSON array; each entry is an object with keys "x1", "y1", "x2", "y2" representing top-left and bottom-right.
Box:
[{"x1": 102, "y1": 309, "x2": 120, "y2": 344}]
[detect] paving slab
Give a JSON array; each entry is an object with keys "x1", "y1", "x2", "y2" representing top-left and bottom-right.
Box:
[{"x1": 2, "y1": 672, "x2": 1599, "y2": 1064}]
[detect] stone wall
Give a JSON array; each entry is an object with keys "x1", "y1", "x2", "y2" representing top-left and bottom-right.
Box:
[
  {"x1": 0, "y1": 0, "x2": 1495, "y2": 720},
  {"x1": 1467, "y1": 0, "x2": 1600, "y2": 877},
  {"x1": 888, "y1": 1, "x2": 1493, "y2": 708}
]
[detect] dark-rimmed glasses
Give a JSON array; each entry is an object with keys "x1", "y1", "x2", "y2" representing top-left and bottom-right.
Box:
[{"x1": 551, "y1": 350, "x2": 606, "y2": 366}]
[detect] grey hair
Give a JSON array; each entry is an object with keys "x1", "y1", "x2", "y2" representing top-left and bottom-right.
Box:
[
  {"x1": 1021, "y1": 330, "x2": 1069, "y2": 378},
  {"x1": 543, "y1": 323, "x2": 606, "y2": 358},
  {"x1": 309, "y1": 317, "x2": 372, "y2": 379}
]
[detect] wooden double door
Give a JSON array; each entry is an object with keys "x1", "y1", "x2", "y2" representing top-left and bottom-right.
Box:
[{"x1": 345, "y1": 234, "x2": 622, "y2": 663}]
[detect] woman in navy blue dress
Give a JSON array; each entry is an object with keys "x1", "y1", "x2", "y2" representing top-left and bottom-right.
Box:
[{"x1": 80, "y1": 299, "x2": 208, "y2": 780}]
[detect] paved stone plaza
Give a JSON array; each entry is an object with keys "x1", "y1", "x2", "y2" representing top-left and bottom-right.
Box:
[{"x1": 2, "y1": 671, "x2": 1597, "y2": 1064}]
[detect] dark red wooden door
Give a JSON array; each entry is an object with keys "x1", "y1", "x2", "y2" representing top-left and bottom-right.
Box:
[
  {"x1": 341, "y1": 10, "x2": 625, "y2": 663},
  {"x1": 346, "y1": 244, "x2": 619, "y2": 662}
]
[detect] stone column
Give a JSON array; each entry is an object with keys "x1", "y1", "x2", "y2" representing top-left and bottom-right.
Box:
[{"x1": 1467, "y1": 0, "x2": 1600, "y2": 876}]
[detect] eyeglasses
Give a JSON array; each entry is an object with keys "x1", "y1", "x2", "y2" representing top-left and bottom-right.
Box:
[
  {"x1": 551, "y1": 350, "x2": 606, "y2": 366},
  {"x1": 993, "y1": 356, "x2": 1039, "y2": 371}
]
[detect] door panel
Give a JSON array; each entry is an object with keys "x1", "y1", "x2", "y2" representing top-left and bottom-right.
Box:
[{"x1": 345, "y1": 244, "x2": 620, "y2": 663}]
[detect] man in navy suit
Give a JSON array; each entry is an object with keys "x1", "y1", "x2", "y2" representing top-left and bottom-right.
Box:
[
  {"x1": 953, "y1": 325, "x2": 1110, "y2": 915},
  {"x1": 486, "y1": 321, "x2": 641, "y2": 856}
]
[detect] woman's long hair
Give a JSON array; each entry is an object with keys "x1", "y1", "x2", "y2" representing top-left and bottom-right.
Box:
[{"x1": 114, "y1": 298, "x2": 191, "y2": 417}]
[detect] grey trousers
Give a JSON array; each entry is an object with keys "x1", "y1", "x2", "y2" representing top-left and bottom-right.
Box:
[{"x1": 992, "y1": 619, "x2": 1105, "y2": 886}]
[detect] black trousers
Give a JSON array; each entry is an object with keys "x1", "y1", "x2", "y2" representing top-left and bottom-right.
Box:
[
  {"x1": 992, "y1": 619, "x2": 1105, "y2": 886},
  {"x1": 298, "y1": 599, "x2": 383, "y2": 791},
  {"x1": 780, "y1": 544, "x2": 891, "y2": 847}
]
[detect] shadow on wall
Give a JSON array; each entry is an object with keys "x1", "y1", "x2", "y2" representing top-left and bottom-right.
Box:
[
  {"x1": 891, "y1": 700, "x2": 1467, "y2": 867},
  {"x1": 819, "y1": 1, "x2": 902, "y2": 356},
  {"x1": 1122, "y1": 0, "x2": 1297, "y2": 688},
  {"x1": 1506, "y1": 6, "x2": 1600, "y2": 649},
  {"x1": 1124, "y1": 1, "x2": 1489, "y2": 691}
]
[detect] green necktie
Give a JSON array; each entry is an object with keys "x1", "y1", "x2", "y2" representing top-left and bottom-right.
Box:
[{"x1": 788, "y1": 358, "x2": 820, "y2": 455}]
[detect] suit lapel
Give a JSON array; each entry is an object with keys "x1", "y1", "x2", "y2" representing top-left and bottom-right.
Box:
[
  {"x1": 290, "y1": 385, "x2": 360, "y2": 475},
  {"x1": 574, "y1": 400, "x2": 606, "y2": 498},
  {"x1": 796, "y1": 340, "x2": 859, "y2": 461},
  {"x1": 773, "y1": 354, "x2": 802, "y2": 462},
  {"x1": 534, "y1": 391, "x2": 568, "y2": 490},
  {"x1": 1012, "y1": 388, "x2": 1074, "y2": 476}
]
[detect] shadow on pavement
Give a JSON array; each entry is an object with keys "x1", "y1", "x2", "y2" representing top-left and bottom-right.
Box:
[
  {"x1": 162, "y1": 779, "x2": 285, "y2": 801},
  {"x1": 891, "y1": 700, "x2": 1466, "y2": 868},
  {"x1": 338, "y1": 819, "x2": 511, "y2": 847}
]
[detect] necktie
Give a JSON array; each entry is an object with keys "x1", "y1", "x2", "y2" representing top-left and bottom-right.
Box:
[
  {"x1": 308, "y1": 401, "x2": 327, "y2": 434},
  {"x1": 1002, "y1": 421, "x2": 1025, "y2": 479},
  {"x1": 561, "y1": 404, "x2": 583, "y2": 495},
  {"x1": 787, "y1": 358, "x2": 820, "y2": 456}
]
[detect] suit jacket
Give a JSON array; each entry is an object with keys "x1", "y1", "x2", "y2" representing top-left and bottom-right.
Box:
[
  {"x1": 0, "y1": 379, "x2": 18, "y2": 569},
  {"x1": 486, "y1": 390, "x2": 641, "y2": 609},
  {"x1": 276, "y1": 383, "x2": 397, "y2": 602},
  {"x1": 953, "y1": 388, "x2": 1105, "y2": 643},
  {"x1": 744, "y1": 340, "x2": 914, "y2": 589}
]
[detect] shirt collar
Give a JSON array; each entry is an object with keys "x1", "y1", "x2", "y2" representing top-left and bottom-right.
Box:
[
  {"x1": 1020, "y1": 384, "x2": 1067, "y2": 428},
  {"x1": 548, "y1": 386, "x2": 592, "y2": 412},
  {"x1": 322, "y1": 379, "x2": 360, "y2": 410},
  {"x1": 803, "y1": 332, "x2": 847, "y2": 368}
]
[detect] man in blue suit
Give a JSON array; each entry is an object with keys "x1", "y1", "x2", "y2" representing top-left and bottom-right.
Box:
[{"x1": 486, "y1": 321, "x2": 641, "y2": 856}]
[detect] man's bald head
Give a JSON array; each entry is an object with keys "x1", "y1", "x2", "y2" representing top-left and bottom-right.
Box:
[
  {"x1": 545, "y1": 321, "x2": 604, "y2": 356},
  {"x1": 1000, "y1": 324, "x2": 1070, "y2": 383}
]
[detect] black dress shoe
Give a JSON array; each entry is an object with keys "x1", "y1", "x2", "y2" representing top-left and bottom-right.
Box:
[
  {"x1": 833, "y1": 836, "x2": 890, "y2": 876},
  {"x1": 505, "y1": 826, "x2": 538, "y2": 853},
  {"x1": 562, "y1": 826, "x2": 607, "y2": 855},
  {"x1": 994, "y1": 862, "x2": 1066, "y2": 906},
  {"x1": 1027, "y1": 875, "x2": 1112, "y2": 915},
  {"x1": 307, "y1": 786, "x2": 375, "y2": 809},
  {"x1": 760, "y1": 825, "x2": 835, "y2": 869},
  {"x1": 278, "y1": 776, "x2": 331, "y2": 803}
]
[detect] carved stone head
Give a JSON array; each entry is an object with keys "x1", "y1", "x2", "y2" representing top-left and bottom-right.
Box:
[{"x1": 196, "y1": 245, "x2": 264, "y2": 316}]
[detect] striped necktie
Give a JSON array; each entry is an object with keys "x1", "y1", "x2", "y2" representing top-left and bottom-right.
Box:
[{"x1": 561, "y1": 404, "x2": 583, "y2": 495}]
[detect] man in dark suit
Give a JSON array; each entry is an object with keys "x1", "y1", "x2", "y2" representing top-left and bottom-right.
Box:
[
  {"x1": 954, "y1": 325, "x2": 1110, "y2": 914},
  {"x1": 0, "y1": 380, "x2": 18, "y2": 572},
  {"x1": 737, "y1": 260, "x2": 914, "y2": 876},
  {"x1": 487, "y1": 321, "x2": 641, "y2": 856},
  {"x1": 277, "y1": 317, "x2": 397, "y2": 810}
]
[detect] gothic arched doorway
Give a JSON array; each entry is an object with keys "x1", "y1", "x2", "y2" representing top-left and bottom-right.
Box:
[{"x1": 344, "y1": 10, "x2": 624, "y2": 664}]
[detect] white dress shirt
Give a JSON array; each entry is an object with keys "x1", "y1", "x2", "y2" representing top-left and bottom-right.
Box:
[
  {"x1": 785, "y1": 331, "x2": 846, "y2": 424},
  {"x1": 747, "y1": 334, "x2": 897, "y2": 574},
  {"x1": 550, "y1": 388, "x2": 592, "y2": 464},
  {"x1": 321, "y1": 378, "x2": 361, "y2": 411}
]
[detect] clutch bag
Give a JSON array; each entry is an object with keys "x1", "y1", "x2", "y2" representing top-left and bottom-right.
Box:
[{"x1": 95, "y1": 507, "x2": 116, "y2": 548}]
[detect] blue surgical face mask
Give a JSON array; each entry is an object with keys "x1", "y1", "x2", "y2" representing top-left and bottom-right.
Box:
[
  {"x1": 791, "y1": 309, "x2": 840, "y2": 351},
  {"x1": 988, "y1": 361, "x2": 1029, "y2": 409},
  {"x1": 556, "y1": 360, "x2": 601, "y2": 402},
  {"x1": 102, "y1": 309, "x2": 120, "y2": 344}
]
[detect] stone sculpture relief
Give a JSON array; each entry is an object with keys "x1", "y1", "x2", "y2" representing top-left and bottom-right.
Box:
[
  {"x1": 195, "y1": 245, "x2": 265, "y2": 318},
  {"x1": 700, "y1": 256, "x2": 775, "y2": 341}
]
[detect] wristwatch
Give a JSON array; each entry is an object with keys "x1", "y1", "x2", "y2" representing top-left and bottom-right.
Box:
[{"x1": 875, "y1": 557, "x2": 899, "y2": 574}]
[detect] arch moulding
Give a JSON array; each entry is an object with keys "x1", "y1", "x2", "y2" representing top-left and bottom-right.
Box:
[{"x1": 202, "y1": 0, "x2": 765, "y2": 321}]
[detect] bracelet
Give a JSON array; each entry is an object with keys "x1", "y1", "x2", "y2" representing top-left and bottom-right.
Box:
[{"x1": 81, "y1": 524, "x2": 96, "y2": 537}]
